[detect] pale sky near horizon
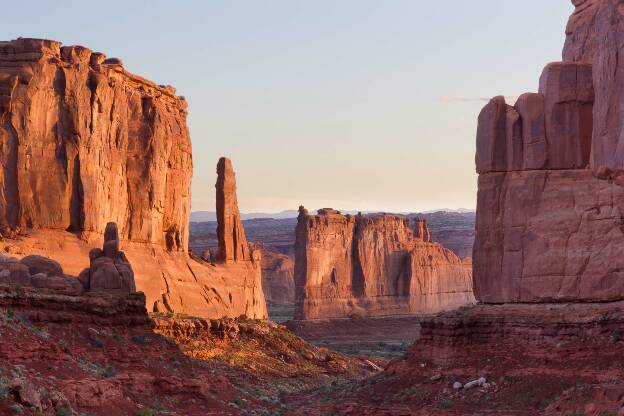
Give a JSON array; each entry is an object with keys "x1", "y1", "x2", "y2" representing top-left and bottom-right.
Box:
[{"x1": 1, "y1": 1, "x2": 574, "y2": 213}]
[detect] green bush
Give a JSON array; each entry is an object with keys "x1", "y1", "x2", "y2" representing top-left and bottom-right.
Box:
[
  {"x1": 56, "y1": 407, "x2": 72, "y2": 416},
  {"x1": 132, "y1": 335, "x2": 146, "y2": 345},
  {"x1": 100, "y1": 366, "x2": 117, "y2": 378},
  {"x1": 438, "y1": 399, "x2": 453, "y2": 409}
]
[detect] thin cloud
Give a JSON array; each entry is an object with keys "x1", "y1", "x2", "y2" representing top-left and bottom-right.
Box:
[{"x1": 435, "y1": 95, "x2": 519, "y2": 103}]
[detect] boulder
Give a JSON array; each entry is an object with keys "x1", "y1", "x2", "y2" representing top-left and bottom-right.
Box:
[
  {"x1": 0, "y1": 263, "x2": 31, "y2": 286},
  {"x1": 9, "y1": 378, "x2": 41, "y2": 410},
  {"x1": 20, "y1": 255, "x2": 64, "y2": 277},
  {"x1": 83, "y1": 222, "x2": 136, "y2": 294},
  {"x1": 31, "y1": 273, "x2": 83, "y2": 295}
]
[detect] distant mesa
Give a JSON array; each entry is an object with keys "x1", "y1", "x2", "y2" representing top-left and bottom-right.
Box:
[
  {"x1": 0, "y1": 38, "x2": 266, "y2": 319},
  {"x1": 294, "y1": 207, "x2": 474, "y2": 320}
]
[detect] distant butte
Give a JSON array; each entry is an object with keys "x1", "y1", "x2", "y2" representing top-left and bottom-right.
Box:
[{"x1": 294, "y1": 206, "x2": 474, "y2": 319}]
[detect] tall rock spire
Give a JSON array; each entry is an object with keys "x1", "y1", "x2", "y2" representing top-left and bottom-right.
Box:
[
  {"x1": 414, "y1": 218, "x2": 431, "y2": 242},
  {"x1": 215, "y1": 157, "x2": 251, "y2": 263}
]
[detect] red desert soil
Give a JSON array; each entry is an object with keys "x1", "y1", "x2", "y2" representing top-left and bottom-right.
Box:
[
  {"x1": 4, "y1": 285, "x2": 624, "y2": 415},
  {"x1": 285, "y1": 303, "x2": 624, "y2": 416},
  {"x1": 0, "y1": 285, "x2": 377, "y2": 415}
]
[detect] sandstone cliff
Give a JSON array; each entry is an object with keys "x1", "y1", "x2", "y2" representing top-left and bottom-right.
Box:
[
  {"x1": 472, "y1": 0, "x2": 624, "y2": 303},
  {"x1": 0, "y1": 38, "x2": 266, "y2": 318},
  {"x1": 260, "y1": 248, "x2": 295, "y2": 305},
  {"x1": 294, "y1": 207, "x2": 474, "y2": 320}
]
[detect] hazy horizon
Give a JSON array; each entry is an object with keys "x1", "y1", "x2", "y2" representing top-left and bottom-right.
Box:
[{"x1": 1, "y1": 1, "x2": 573, "y2": 213}]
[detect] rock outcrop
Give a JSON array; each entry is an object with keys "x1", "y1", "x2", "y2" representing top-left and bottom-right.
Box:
[
  {"x1": 0, "y1": 38, "x2": 191, "y2": 248},
  {"x1": 78, "y1": 222, "x2": 136, "y2": 294},
  {"x1": 320, "y1": 301, "x2": 624, "y2": 415},
  {"x1": 0, "y1": 252, "x2": 84, "y2": 296},
  {"x1": 260, "y1": 248, "x2": 295, "y2": 305},
  {"x1": 472, "y1": 1, "x2": 624, "y2": 303},
  {"x1": 216, "y1": 157, "x2": 252, "y2": 263},
  {"x1": 0, "y1": 38, "x2": 266, "y2": 318},
  {"x1": 562, "y1": 0, "x2": 624, "y2": 180},
  {"x1": 294, "y1": 207, "x2": 474, "y2": 320},
  {"x1": 0, "y1": 222, "x2": 137, "y2": 296}
]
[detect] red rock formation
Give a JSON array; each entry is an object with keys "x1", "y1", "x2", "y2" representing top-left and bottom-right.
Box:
[
  {"x1": 414, "y1": 218, "x2": 431, "y2": 242},
  {"x1": 78, "y1": 222, "x2": 136, "y2": 294},
  {"x1": 0, "y1": 38, "x2": 190, "y2": 247},
  {"x1": 0, "y1": 38, "x2": 266, "y2": 318},
  {"x1": 0, "y1": 282, "x2": 373, "y2": 415},
  {"x1": 216, "y1": 157, "x2": 252, "y2": 263},
  {"x1": 562, "y1": 0, "x2": 624, "y2": 179},
  {"x1": 314, "y1": 302, "x2": 624, "y2": 415},
  {"x1": 472, "y1": 5, "x2": 624, "y2": 302},
  {"x1": 261, "y1": 248, "x2": 295, "y2": 305},
  {"x1": 294, "y1": 206, "x2": 474, "y2": 320}
]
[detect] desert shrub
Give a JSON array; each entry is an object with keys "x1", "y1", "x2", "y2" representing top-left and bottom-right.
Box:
[
  {"x1": 438, "y1": 399, "x2": 453, "y2": 409},
  {"x1": 91, "y1": 339, "x2": 104, "y2": 349},
  {"x1": 11, "y1": 365, "x2": 25, "y2": 377},
  {"x1": 0, "y1": 378, "x2": 9, "y2": 401},
  {"x1": 100, "y1": 366, "x2": 117, "y2": 378},
  {"x1": 131, "y1": 335, "x2": 146, "y2": 345},
  {"x1": 9, "y1": 404, "x2": 22, "y2": 414},
  {"x1": 56, "y1": 407, "x2": 72, "y2": 416},
  {"x1": 78, "y1": 360, "x2": 116, "y2": 378}
]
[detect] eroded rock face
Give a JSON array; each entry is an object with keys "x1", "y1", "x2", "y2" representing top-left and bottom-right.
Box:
[
  {"x1": 216, "y1": 157, "x2": 251, "y2": 263},
  {"x1": 0, "y1": 38, "x2": 266, "y2": 318},
  {"x1": 473, "y1": 1, "x2": 624, "y2": 303},
  {"x1": 474, "y1": 169, "x2": 624, "y2": 302},
  {"x1": 0, "y1": 38, "x2": 191, "y2": 249},
  {"x1": 562, "y1": 0, "x2": 624, "y2": 178},
  {"x1": 294, "y1": 207, "x2": 474, "y2": 320},
  {"x1": 261, "y1": 248, "x2": 295, "y2": 305}
]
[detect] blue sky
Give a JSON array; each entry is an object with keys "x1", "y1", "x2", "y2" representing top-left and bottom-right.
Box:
[{"x1": 1, "y1": 1, "x2": 574, "y2": 212}]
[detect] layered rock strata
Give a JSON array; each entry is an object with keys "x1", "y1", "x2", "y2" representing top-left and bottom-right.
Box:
[
  {"x1": 0, "y1": 38, "x2": 191, "y2": 248},
  {"x1": 325, "y1": 302, "x2": 624, "y2": 415},
  {"x1": 0, "y1": 38, "x2": 266, "y2": 318},
  {"x1": 473, "y1": 2, "x2": 624, "y2": 303},
  {"x1": 0, "y1": 284, "x2": 149, "y2": 326},
  {"x1": 294, "y1": 207, "x2": 474, "y2": 320}
]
